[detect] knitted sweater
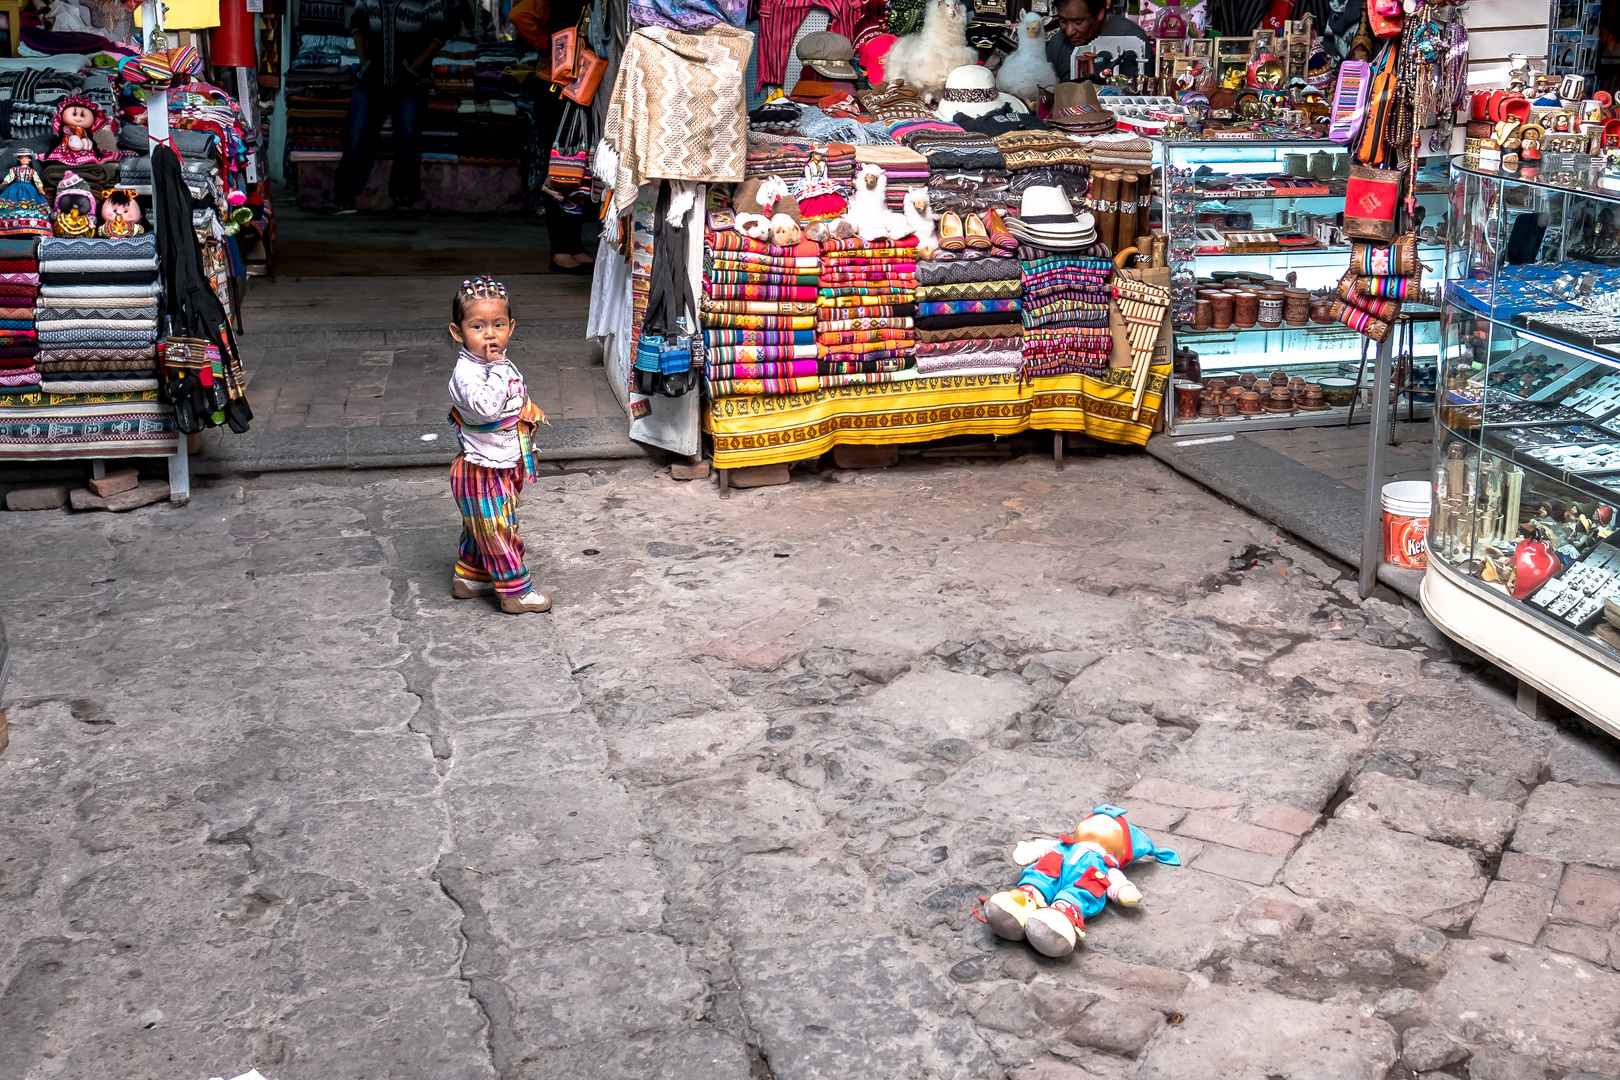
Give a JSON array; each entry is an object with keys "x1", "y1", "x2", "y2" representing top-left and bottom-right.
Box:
[{"x1": 448, "y1": 349, "x2": 525, "y2": 468}]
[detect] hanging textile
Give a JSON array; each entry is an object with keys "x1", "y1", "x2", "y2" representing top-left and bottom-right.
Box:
[{"x1": 152, "y1": 143, "x2": 252, "y2": 433}]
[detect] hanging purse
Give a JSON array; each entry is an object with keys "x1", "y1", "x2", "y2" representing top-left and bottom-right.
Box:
[
  {"x1": 1350, "y1": 235, "x2": 1421, "y2": 277},
  {"x1": 544, "y1": 100, "x2": 594, "y2": 210},
  {"x1": 636, "y1": 182, "x2": 698, "y2": 398},
  {"x1": 561, "y1": 47, "x2": 608, "y2": 106},
  {"x1": 549, "y1": 7, "x2": 590, "y2": 84},
  {"x1": 1343, "y1": 41, "x2": 1402, "y2": 242}
]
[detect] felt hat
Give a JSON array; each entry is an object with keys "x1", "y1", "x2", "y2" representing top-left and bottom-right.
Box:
[
  {"x1": 798, "y1": 31, "x2": 858, "y2": 81},
  {"x1": 1005, "y1": 184, "x2": 1096, "y2": 248},
  {"x1": 936, "y1": 64, "x2": 1027, "y2": 122},
  {"x1": 1049, "y1": 79, "x2": 1118, "y2": 133}
]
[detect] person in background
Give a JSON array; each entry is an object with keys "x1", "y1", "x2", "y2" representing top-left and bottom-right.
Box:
[
  {"x1": 322, "y1": 0, "x2": 449, "y2": 215},
  {"x1": 509, "y1": 0, "x2": 595, "y2": 274},
  {"x1": 1045, "y1": 0, "x2": 1148, "y2": 82}
]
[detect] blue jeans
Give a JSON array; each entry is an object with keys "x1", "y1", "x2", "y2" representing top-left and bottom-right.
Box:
[{"x1": 332, "y1": 79, "x2": 428, "y2": 205}]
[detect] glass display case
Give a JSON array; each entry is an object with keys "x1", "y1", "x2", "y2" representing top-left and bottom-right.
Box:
[
  {"x1": 1423, "y1": 159, "x2": 1620, "y2": 737},
  {"x1": 1160, "y1": 139, "x2": 1451, "y2": 432}
]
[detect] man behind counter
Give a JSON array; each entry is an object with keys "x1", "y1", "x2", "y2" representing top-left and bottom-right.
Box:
[{"x1": 1045, "y1": 0, "x2": 1149, "y2": 81}]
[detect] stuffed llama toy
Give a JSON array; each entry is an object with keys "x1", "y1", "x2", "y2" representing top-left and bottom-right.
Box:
[
  {"x1": 883, "y1": 0, "x2": 976, "y2": 105},
  {"x1": 902, "y1": 188, "x2": 938, "y2": 257},
  {"x1": 997, "y1": 11, "x2": 1058, "y2": 104}
]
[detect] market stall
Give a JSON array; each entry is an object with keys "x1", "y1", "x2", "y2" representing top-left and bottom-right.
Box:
[
  {"x1": 580, "y1": 0, "x2": 1476, "y2": 490},
  {"x1": 0, "y1": 0, "x2": 261, "y2": 504}
]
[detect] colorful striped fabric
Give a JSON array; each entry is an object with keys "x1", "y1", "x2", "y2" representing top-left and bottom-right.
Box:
[
  {"x1": 449, "y1": 456, "x2": 532, "y2": 599},
  {"x1": 707, "y1": 360, "x2": 819, "y2": 379},
  {"x1": 707, "y1": 344, "x2": 819, "y2": 363},
  {"x1": 916, "y1": 299, "x2": 1021, "y2": 316},
  {"x1": 704, "y1": 328, "x2": 816, "y2": 346},
  {"x1": 700, "y1": 313, "x2": 818, "y2": 331},
  {"x1": 707, "y1": 375, "x2": 822, "y2": 397}
]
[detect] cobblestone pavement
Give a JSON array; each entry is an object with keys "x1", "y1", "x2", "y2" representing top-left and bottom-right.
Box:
[{"x1": 2, "y1": 452, "x2": 1619, "y2": 1080}]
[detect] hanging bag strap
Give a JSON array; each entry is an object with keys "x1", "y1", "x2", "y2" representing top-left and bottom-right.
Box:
[{"x1": 1355, "y1": 40, "x2": 1399, "y2": 167}]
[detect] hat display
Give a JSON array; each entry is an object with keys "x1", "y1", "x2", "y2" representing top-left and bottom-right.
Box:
[
  {"x1": 1049, "y1": 80, "x2": 1119, "y2": 134},
  {"x1": 1005, "y1": 185, "x2": 1097, "y2": 248},
  {"x1": 857, "y1": 32, "x2": 898, "y2": 83},
  {"x1": 797, "y1": 31, "x2": 858, "y2": 81},
  {"x1": 936, "y1": 64, "x2": 1028, "y2": 123}
]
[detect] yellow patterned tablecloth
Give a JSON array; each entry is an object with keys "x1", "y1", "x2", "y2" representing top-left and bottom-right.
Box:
[{"x1": 706, "y1": 365, "x2": 1170, "y2": 470}]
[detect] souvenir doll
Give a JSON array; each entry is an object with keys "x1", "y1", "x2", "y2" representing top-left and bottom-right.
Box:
[
  {"x1": 0, "y1": 150, "x2": 53, "y2": 237},
  {"x1": 43, "y1": 94, "x2": 118, "y2": 168},
  {"x1": 51, "y1": 172, "x2": 97, "y2": 238},
  {"x1": 981, "y1": 804, "x2": 1180, "y2": 957},
  {"x1": 98, "y1": 188, "x2": 145, "y2": 237}
]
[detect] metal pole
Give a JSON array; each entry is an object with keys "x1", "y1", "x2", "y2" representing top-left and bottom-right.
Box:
[
  {"x1": 141, "y1": 0, "x2": 189, "y2": 506},
  {"x1": 1358, "y1": 331, "x2": 1396, "y2": 596}
]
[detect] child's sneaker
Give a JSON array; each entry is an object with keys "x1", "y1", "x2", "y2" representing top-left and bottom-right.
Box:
[
  {"x1": 452, "y1": 574, "x2": 495, "y2": 598},
  {"x1": 500, "y1": 590, "x2": 553, "y2": 614}
]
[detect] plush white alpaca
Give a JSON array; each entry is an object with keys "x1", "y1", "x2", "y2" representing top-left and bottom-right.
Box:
[
  {"x1": 998, "y1": 12, "x2": 1058, "y2": 105},
  {"x1": 883, "y1": 0, "x2": 976, "y2": 106},
  {"x1": 844, "y1": 164, "x2": 895, "y2": 243},
  {"x1": 902, "y1": 188, "x2": 938, "y2": 257}
]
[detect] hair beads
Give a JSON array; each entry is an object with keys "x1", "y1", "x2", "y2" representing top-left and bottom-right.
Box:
[{"x1": 460, "y1": 277, "x2": 508, "y2": 303}]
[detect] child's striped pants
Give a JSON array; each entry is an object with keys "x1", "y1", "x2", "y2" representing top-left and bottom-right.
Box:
[{"x1": 450, "y1": 455, "x2": 532, "y2": 597}]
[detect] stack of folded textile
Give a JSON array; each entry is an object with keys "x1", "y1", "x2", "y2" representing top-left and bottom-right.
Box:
[
  {"x1": 36, "y1": 235, "x2": 161, "y2": 394},
  {"x1": 701, "y1": 231, "x2": 822, "y2": 398},
  {"x1": 1005, "y1": 186, "x2": 1112, "y2": 377},
  {"x1": 1019, "y1": 243, "x2": 1114, "y2": 377},
  {"x1": 0, "y1": 238, "x2": 39, "y2": 391},
  {"x1": 994, "y1": 130, "x2": 1093, "y2": 204},
  {"x1": 816, "y1": 234, "x2": 919, "y2": 389},
  {"x1": 853, "y1": 144, "x2": 930, "y2": 212},
  {"x1": 913, "y1": 223, "x2": 1023, "y2": 377},
  {"x1": 743, "y1": 133, "x2": 856, "y2": 187}
]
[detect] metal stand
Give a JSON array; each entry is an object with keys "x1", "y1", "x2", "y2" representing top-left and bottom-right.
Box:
[{"x1": 1358, "y1": 332, "x2": 1396, "y2": 597}]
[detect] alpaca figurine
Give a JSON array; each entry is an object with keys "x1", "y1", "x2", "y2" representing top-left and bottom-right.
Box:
[
  {"x1": 844, "y1": 164, "x2": 894, "y2": 243},
  {"x1": 997, "y1": 11, "x2": 1058, "y2": 105},
  {"x1": 902, "y1": 188, "x2": 938, "y2": 258},
  {"x1": 883, "y1": 0, "x2": 976, "y2": 105}
]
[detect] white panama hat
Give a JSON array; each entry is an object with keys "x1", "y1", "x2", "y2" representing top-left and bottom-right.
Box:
[
  {"x1": 936, "y1": 64, "x2": 1029, "y2": 122},
  {"x1": 1005, "y1": 185, "x2": 1096, "y2": 248}
]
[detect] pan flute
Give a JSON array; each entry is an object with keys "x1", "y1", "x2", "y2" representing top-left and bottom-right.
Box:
[{"x1": 1113, "y1": 277, "x2": 1170, "y2": 420}]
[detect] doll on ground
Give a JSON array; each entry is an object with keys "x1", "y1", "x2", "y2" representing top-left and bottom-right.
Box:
[
  {"x1": 446, "y1": 276, "x2": 553, "y2": 614},
  {"x1": 981, "y1": 804, "x2": 1180, "y2": 957}
]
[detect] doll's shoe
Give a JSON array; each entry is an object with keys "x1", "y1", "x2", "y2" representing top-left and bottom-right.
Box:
[
  {"x1": 986, "y1": 209, "x2": 1018, "y2": 253},
  {"x1": 501, "y1": 589, "x2": 553, "y2": 614},
  {"x1": 939, "y1": 211, "x2": 965, "y2": 251},
  {"x1": 451, "y1": 574, "x2": 495, "y2": 599},
  {"x1": 1025, "y1": 902, "x2": 1085, "y2": 958},
  {"x1": 964, "y1": 213, "x2": 991, "y2": 250},
  {"x1": 984, "y1": 888, "x2": 1041, "y2": 941}
]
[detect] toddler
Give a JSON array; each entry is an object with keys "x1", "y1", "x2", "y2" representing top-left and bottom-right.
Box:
[{"x1": 446, "y1": 276, "x2": 552, "y2": 613}]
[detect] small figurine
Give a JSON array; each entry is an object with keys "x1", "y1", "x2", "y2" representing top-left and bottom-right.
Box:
[
  {"x1": 0, "y1": 150, "x2": 53, "y2": 238},
  {"x1": 982, "y1": 804, "x2": 1180, "y2": 957},
  {"x1": 42, "y1": 94, "x2": 118, "y2": 167},
  {"x1": 51, "y1": 171, "x2": 96, "y2": 238},
  {"x1": 98, "y1": 188, "x2": 145, "y2": 237}
]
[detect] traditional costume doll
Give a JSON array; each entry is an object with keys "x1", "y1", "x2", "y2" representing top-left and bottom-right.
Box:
[
  {"x1": 982, "y1": 804, "x2": 1180, "y2": 957},
  {"x1": 43, "y1": 94, "x2": 118, "y2": 168},
  {"x1": 51, "y1": 172, "x2": 97, "y2": 238},
  {"x1": 0, "y1": 150, "x2": 54, "y2": 237},
  {"x1": 99, "y1": 188, "x2": 145, "y2": 237}
]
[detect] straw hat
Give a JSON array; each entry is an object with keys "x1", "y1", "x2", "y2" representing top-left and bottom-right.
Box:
[
  {"x1": 1049, "y1": 80, "x2": 1118, "y2": 133},
  {"x1": 1005, "y1": 185, "x2": 1097, "y2": 248},
  {"x1": 936, "y1": 64, "x2": 1028, "y2": 122}
]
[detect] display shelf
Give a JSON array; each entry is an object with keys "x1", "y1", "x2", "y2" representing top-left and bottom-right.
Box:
[
  {"x1": 1170, "y1": 401, "x2": 1432, "y2": 433},
  {"x1": 1422, "y1": 558, "x2": 1620, "y2": 738},
  {"x1": 1451, "y1": 159, "x2": 1620, "y2": 204},
  {"x1": 1185, "y1": 183, "x2": 1449, "y2": 203},
  {"x1": 1425, "y1": 157, "x2": 1620, "y2": 726},
  {"x1": 1193, "y1": 242, "x2": 1449, "y2": 260}
]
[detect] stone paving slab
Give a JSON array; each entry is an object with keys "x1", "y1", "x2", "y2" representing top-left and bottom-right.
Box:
[{"x1": 1, "y1": 454, "x2": 1617, "y2": 1079}]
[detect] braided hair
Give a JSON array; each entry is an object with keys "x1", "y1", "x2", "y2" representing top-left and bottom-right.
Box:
[{"x1": 453, "y1": 276, "x2": 510, "y2": 322}]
